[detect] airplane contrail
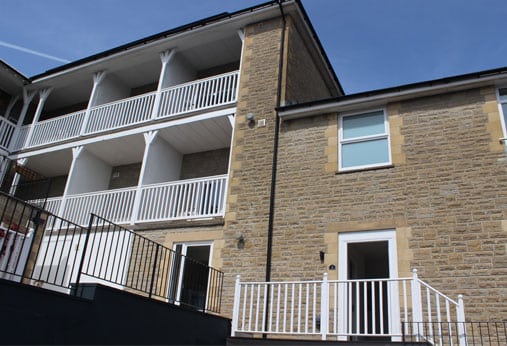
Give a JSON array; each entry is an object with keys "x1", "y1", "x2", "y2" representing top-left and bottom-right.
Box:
[{"x1": 0, "y1": 40, "x2": 70, "y2": 63}]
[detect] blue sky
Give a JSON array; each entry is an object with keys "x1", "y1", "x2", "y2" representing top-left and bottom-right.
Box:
[{"x1": 1, "y1": 0, "x2": 506, "y2": 94}]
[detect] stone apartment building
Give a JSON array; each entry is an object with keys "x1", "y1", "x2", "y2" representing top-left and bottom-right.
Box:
[{"x1": 0, "y1": 0, "x2": 506, "y2": 342}]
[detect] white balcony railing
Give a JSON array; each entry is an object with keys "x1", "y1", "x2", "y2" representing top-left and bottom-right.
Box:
[
  {"x1": 85, "y1": 91, "x2": 157, "y2": 134},
  {"x1": 9, "y1": 71, "x2": 239, "y2": 151},
  {"x1": 29, "y1": 175, "x2": 227, "y2": 227},
  {"x1": 0, "y1": 117, "x2": 16, "y2": 151},
  {"x1": 158, "y1": 71, "x2": 238, "y2": 118},
  {"x1": 62, "y1": 186, "x2": 137, "y2": 226},
  {"x1": 29, "y1": 197, "x2": 62, "y2": 216},
  {"x1": 232, "y1": 270, "x2": 467, "y2": 345},
  {"x1": 137, "y1": 175, "x2": 227, "y2": 222}
]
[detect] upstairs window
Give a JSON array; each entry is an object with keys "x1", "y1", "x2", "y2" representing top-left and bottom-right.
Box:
[
  {"x1": 339, "y1": 110, "x2": 391, "y2": 171},
  {"x1": 498, "y1": 88, "x2": 507, "y2": 138}
]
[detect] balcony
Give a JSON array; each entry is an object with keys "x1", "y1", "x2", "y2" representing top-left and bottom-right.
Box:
[
  {"x1": 11, "y1": 71, "x2": 239, "y2": 152},
  {"x1": 32, "y1": 175, "x2": 227, "y2": 227}
]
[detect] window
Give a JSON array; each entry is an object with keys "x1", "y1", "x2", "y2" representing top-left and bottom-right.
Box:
[
  {"x1": 498, "y1": 88, "x2": 507, "y2": 138},
  {"x1": 338, "y1": 109, "x2": 391, "y2": 171}
]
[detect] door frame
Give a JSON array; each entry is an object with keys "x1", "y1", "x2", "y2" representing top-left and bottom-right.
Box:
[
  {"x1": 170, "y1": 241, "x2": 213, "y2": 308},
  {"x1": 337, "y1": 229, "x2": 401, "y2": 341}
]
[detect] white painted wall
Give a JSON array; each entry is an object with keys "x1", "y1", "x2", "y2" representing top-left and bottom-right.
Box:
[
  {"x1": 92, "y1": 74, "x2": 130, "y2": 107},
  {"x1": 142, "y1": 136, "x2": 182, "y2": 185},
  {"x1": 161, "y1": 54, "x2": 196, "y2": 89},
  {"x1": 34, "y1": 228, "x2": 132, "y2": 292},
  {"x1": 66, "y1": 149, "x2": 112, "y2": 194}
]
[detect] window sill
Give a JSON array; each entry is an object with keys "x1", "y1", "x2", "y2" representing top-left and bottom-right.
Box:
[{"x1": 336, "y1": 164, "x2": 394, "y2": 175}]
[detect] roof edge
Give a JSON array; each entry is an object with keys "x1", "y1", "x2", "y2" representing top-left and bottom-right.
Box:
[
  {"x1": 29, "y1": 0, "x2": 281, "y2": 81},
  {"x1": 278, "y1": 65, "x2": 507, "y2": 118},
  {"x1": 0, "y1": 60, "x2": 30, "y2": 84}
]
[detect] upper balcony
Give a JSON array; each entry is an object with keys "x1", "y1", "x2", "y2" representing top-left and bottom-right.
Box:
[{"x1": 10, "y1": 70, "x2": 239, "y2": 152}]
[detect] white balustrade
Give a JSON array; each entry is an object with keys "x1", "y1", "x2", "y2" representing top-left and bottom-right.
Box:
[
  {"x1": 7, "y1": 72, "x2": 239, "y2": 151},
  {"x1": 232, "y1": 271, "x2": 465, "y2": 344},
  {"x1": 28, "y1": 197, "x2": 62, "y2": 216},
  {"x1": 157, "y1": 71, "x2": 238, "y2": 118},
  {"x1": 62, "y1": 187, "x2": 137, "y2": 226},
  {"x1": 27, "y1": 110, "x2": 86, "y2": 147},
  {"x1": 11, "y1": 125, "x2": 30, "y2": 151},
  {"x1": 0, "y1": 117, "x2": 16, "y2": 150},
  {"x1": 85, "y1": 91, "x2": 156, "y2": 134},
  {"x1": 137, "y1": 175, "x2": 227, "y2": 222},
  {"x1": 36, "y1": 175, "x2": 226, "y2": 227}
]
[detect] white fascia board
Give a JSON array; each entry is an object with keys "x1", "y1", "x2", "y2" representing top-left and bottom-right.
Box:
[
  {"x1": 279, "y1": 73, "x2": 507, "y2": 120},
  {"x1": 10, "y1": 107, "x2": 236, "y2": 160}
]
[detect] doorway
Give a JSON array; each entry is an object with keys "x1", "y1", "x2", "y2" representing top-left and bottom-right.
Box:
[
  {"x1": 337, "y1": 230, "x2": 400, "y2": 340},
  {"x1": 167, "y1": 242, "x2": 212, "y2": 310}
]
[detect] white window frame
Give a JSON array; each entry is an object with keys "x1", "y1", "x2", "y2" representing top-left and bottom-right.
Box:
[
  {"x1": 338, "y1": 108, "x2": 391, "y2": 171},
  {"x1": 497, "y1": 88, "x2": 507, "y2": 140}
]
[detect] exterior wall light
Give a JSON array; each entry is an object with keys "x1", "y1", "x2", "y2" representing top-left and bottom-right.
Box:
[
  {"x1": 237, "y1": 234, "x2": 245, "y2": 249},
  {"x1": 246, "y1": 113, "x2": 255, "y2": 126}
]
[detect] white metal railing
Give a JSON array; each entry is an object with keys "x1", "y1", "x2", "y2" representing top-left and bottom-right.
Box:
[
  {"x1": 232, "y1": 270, "x2": 466, "y2": 345},
  {"x1": 157, "y1": 71, "x2": 238, "y2": 118},
  {"x1": 62, "y1": 187, "x2": 137, "y2": 226},
  {"x1": 11, "y1": 125, "x2": 29, "y2": 151},
  {"x1": 27, "y1": 110, "x2": 86, "y2": 148},
  {"x1": 7, "y1": 71, "x2": 239, "y2": 152},
  {"x1": 28, "y1": 197, "x2": 62, "y2": 216},
  {"x1": 85, "y1": 91, "x2": 157, "y2": 134},
  {"x1": 35, "y1": 175, "x2": 227, "y2": 227},
  {"x1": 0, "y1": 117, "x2": 16, "y2": 150},
  {"x1": 137, "y1": 175, "x2": 227, "y2": 222}
]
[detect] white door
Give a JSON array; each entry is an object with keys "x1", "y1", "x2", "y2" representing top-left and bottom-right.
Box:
[
  {"x1": 337, "y1": 230, "x2": 400, "y2": 341},
  {"x1": 167, "y1": 242, "x2": 212, "y2": 310}
]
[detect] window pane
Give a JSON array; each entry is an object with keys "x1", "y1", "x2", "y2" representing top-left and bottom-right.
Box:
[
  {"x1": 499, "y1": 88, "x2": 507, "y2": 96},
  {"x1": 343, "y1": 111, "x2": 385, "y2": 139},
  {"x1": 503, "y1": 103, "x2": 507, "y2": 130},
  {"x1": 342, "y1": 138, "x2": 390, "y2": 168}
]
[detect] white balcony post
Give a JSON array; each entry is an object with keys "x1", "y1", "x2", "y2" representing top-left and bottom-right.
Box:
[
  {"x1": 320, "y1": 273, "x2": 329, "y2": 340},
  {"x1": 231, "y1": 275, "x2": 241, "y2": 337},
  {"x1": 25, "y1": 88, "x2": 52, "y2": 147},
  {"x1": 57, "y1": 146, "x2": 83, "y2": 218},
  {"x1": 80, "y1": 71, "x2": 107, "y2": 135},
  {"x1": 411, "y1": 269, "x2": 423, "y2": 342},
  {"x1": 8, "y1": 158, "x2": 26, "y2": 195},
  {"x1": 130, "y1": 131, "x2": 158, "y2": 224},
  {"x1": 9, "y1": 89, "x2": 36, "y2": 151},
  {"x1": 151, "y1": 49, "x2": 175, "y2": 119},
  {"x1": 456, "y1": 294, "x2": 467, "y2": 346}
]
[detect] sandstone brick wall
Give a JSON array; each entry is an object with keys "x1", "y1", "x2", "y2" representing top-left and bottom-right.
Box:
[
  {"x1": 220, "y1": 17, "x2": 285, "y2": 316},
  {"x1": 108, "y1": 163, "x2": 141, "y2": 189},
  {"x1": 180, "y1": 148, "x2": 229, "y2": 180},
  {"x1": 271, "y1": 86, "x2": 507, "y2": 321},
  {"x1": 283, "y1": 16, "x2": 334, "y2": 104}
]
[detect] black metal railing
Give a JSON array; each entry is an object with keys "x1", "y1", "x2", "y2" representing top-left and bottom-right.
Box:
[
  {"x1": 402, "y1": 321, "x2": 507, "y2": 345},
  {"x1": 77, "y1": 214, "x2": 224, "y2": 313},
  {"x1": 0, "y1": 192, "x2": 224, "y2": 313}
]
